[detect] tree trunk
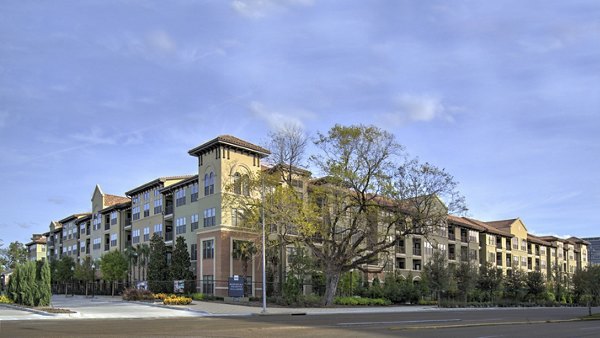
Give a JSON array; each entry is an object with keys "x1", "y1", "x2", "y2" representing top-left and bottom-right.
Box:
[
  {"x1": 323, "y1": 269, "x2": 342, "y2": 306},
  {"x1": 112, "y1": 281, "x2": 115, "y2": 297}
]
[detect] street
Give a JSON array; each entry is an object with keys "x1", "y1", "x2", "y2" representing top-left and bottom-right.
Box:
[{"x1": 2, "y1": 307, "x2": 599, "y2": 337}]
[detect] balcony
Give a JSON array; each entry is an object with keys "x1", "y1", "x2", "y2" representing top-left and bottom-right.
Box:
[
  {"x1": 105, "y1": 223, "x2": 110, "y2": 231},
  {"x1": 460, "y1": 235, "x2": 468, "y2": 243},
  {"x1": 448, "y1": 233, "x2": 456, "y2": 241},
  {"x1": 396, "y1": 245, "x2": 405, "y2": 254},
  {"x1": 164, "y1": 205, "x2": 174, "y2": 219},
  {"x1": 448, "y1": 252, "x2": 456, "y2": 260},
  {"x1": 412, "y1": 247, "x2": 421, "y2": 256},
  {"x1": 164, "y1": 231, "x2": 173, "y2": 246}
]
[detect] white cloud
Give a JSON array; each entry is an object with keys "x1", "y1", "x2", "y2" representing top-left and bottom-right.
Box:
[
  {"x1": 231, "y1": 0, "x2": 313, "y2": 18},
  {"x1": 70, "y1": 128, "x2": 118, "y2": 145},
  {"x1": 248, "y1": 101, "x2": 313, "y2": 130},
  {"x1": 147, "y1": 30, "x2": 176, "y2": 53},
  {"x1": 381, "y1": 93, "x2": 455, "y2": 126}
]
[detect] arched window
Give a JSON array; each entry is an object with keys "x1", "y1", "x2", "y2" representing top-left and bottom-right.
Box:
[
  {"x1": 233, "y1": 173, "x2": 241, "y2": 195},
  {"x1": 241, "y1": 174, "x2": 250, "y2": 196},
  {"x1": 204, "y1": 172, "x2": 214, "y2": 196}
]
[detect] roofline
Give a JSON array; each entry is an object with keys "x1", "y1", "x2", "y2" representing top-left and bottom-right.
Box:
[
  {"x1": 188, "y1": 135, "x2": 270, "y2": 158},
  {"x1": 160, "y1": 175, "x2": 199, "y2": 193},
  {"x1": 100, "y1": 201, "x2": 132, "y2": 213},
  {"x1": 125, "y1": 176, "x2": 194, "y2": 196}
]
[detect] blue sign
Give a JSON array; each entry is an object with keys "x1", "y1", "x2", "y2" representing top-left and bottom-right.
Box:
[{"x1": 228, "y1": 275, "x2": 245, "y2": 297}]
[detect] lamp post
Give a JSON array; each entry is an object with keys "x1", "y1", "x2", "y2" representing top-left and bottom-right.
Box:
[
  {"x1": 91, "y1": 263, "x2": 96, "y2": 299},
  {"x1": 261, "y1": 174, "x2": 267, "y2": 313}
]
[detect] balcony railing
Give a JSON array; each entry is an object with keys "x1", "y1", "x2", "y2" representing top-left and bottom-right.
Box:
[
  {"x1": 448, "y1": 233, "x2": 456, "y2": 241},
  {"x1": 413, "y1": 247, "x2": 421, "y2": 256},
  {"x1": 460, "y1": 235, "x2": 468, "y2": 243},
  {"x1": 448, "y1": 253, "x2": 456, "y2": 260},
  {"x1": 164, "y1": 205, "x2": 173, "y2": 215},
  {"x1": 397, "y1": 245, "x2": 405, "y2": 254},
  {"x1": 165, "y1": 232, "x2": 173, "y2": 242}
]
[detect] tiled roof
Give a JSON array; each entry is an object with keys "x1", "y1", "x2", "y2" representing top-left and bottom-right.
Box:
[
  {"x1": 465, "y1": 217, "x2": 513, "y2": 237},
  {"x1": 100, "y1": 200, "x2": 132, "y2": 213},
  {"x1": 447, "y1": 215, "x2": 486, "y2": 232},
  {"x1": 58, "y1": 212, "x2": 92, "y2": 224},
  {"x1": 567, "y1": 236, "x2": 591, "y2": 246},
  {"x1": 105, "y1": 194, "x2": 131, "y2": 207},
  {"x1": 262, "y1": 163, "x2": 312, "y2": 176},
  {"x1": 527, "y1": 234, "x2": 553, "y2": 246},
  {"x1": 188, "y1": 135, "x2": 270, "y2": 157},
  {"x1": 125, "y1": 175, "x2": 195, "y2": 196},
  {"x1": 484, "y1": 219, "x2": 518, "y2": 231}
]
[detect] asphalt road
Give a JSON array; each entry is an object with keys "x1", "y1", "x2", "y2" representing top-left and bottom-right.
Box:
[{"x1": 2, "y1": 307, "x2": 599, "y2": 337}]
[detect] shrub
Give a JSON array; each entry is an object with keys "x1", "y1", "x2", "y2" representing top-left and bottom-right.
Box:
[
  {"x1": 334, "y1": 296, "x2": 391, "y2": 306},
  {"x1": 191, "y1": 293, "x2": 204, "y2": 301},
  {"x1": 163, "y1": 296, "x2": 192, "y2": 305},
  {"x1": 122, "y1": 288, "x2": 155, "y2": 301},
  {"x1": 154, "y1": 293, "x2": 170, "y2": 300},
  {"x1": 0, "y1": 294, "x2": 13, "y2": 304}
]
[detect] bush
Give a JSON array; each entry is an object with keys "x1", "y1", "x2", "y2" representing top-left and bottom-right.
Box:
[
  {"x1": 122, "y1": 288, "x2": 155, "y2": 301},
  {"x1": 163, "y1": 296, "x2": 192, "y2": 305},
  {"x1": 191, "y1": 293, "x2": 204, "y2": 301},
  {"x1": 334, "y1": 296, "x2": 391, "y2": 306},
  {"x1": 154, "y1": 293, "x2": 170, "y2": 300},
  {"x1": 0, "y1": 294, "x2": 13, "y2": 304}
]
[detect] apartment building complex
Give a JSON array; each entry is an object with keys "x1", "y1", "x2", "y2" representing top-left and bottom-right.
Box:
[
  {"x1": 25, "y1": 234, "x2": 47, "y2": 262},
  {"x1": 34, "y1": 134, "x2": 590, "y2": 296}
]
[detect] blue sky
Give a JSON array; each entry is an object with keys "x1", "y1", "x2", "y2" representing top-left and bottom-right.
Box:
[{"x1": 1, "y1": 0, "x2": 599, "y2": 245}]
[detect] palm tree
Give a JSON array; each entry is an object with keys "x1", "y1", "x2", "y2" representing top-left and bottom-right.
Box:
[
  {"x1": 124, "y1": 245, "x2": 138, "y2": 285},
  {"x1": 233, "y1": 240, "x2": 257, "y2": 296},
  {"x1": 138, "y1": 244, "x2": 150, "y2": 281}
]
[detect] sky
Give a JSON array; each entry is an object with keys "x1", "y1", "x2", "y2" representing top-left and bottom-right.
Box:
[{"x1": 1, "y1": 0, "x2": 599, "y2": 246}]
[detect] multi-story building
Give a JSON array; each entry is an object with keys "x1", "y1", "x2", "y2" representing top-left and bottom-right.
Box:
[
  {"x1": 35, "y1": 134, "x2": 591, "y2": 296},
  {"x1": 582, "y1": 237, "x2": 599, "y2": 266},
  {"x1": 25, "y1": 234, "x2": 47, "y2": 261}
]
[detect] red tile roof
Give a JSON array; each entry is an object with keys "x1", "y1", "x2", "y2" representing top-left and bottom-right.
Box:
[{"x1": 105, "y1": 194, "x2": 130, "y2": 207}]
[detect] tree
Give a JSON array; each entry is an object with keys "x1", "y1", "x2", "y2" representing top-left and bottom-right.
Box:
[
  {"x1": 148, "y1": 233, "x2": 170, "y2": 293},
  {"x1": 454, "y1": 262, "x2": 478, "y2": 302},
  {"x1": 422, "y1": 250, "x2": 450, "y2": 302},
  {"x1": 138, "y1": 244, "x2": 150, "y2": 281},
  {"x1": 37, "y1": 260, "x2": 52, "y2": 306},
  {"x1": 305, "y1": 124, "x2": 466, "y2": 306},
  {"x1": 504, "y1": 269, "x2": 527, "y2": 301},
  {"x1": 0, "y1": 241, "x2": 27, "y2": 271},
  {"x1": 573, "y1": 266, "x2": 600, "y2": 316},
  {"x1": 232, "y1": 239, "x2": 257, "y2": 296},
  {"x1": 74, "y1": 257, "x2": 95, "y2": 296},
  {"x1": 55, "y1": 256, "x2": 75, "y2": 283},
  {"x1": 526, "y1": 271, "x2": 546, "y2": 301},
  {"x1": 124, "y1": 245, "x2": 138, "y2": 284},
  {"x1": 170, "y1": 237, "x2": 192, "y2": 293},
  {"x1": 100, "y1": 251, "x2": 128, "y2": 296},
  {"x1": 266, "y1": 123, "x2": 309, "y2": 186},
  {"x1": 477, "y1": 263, "x2": 503, "y2": 302}
]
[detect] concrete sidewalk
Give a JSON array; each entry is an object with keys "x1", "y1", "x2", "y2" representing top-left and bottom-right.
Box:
[{"x1": 0, "y1": 294, "x2": 439, "y2": 320}]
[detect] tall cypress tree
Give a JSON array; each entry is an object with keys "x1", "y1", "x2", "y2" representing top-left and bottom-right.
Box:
[
  {"x1": 170, "y1": 237, "x2": 192, "y2": 293},
  {"x1": 148, "y1": 233, "x2": 170, "y2": 293},
  {"x1": 37, "y1": 260, "x2": 52, "y2": 306}
]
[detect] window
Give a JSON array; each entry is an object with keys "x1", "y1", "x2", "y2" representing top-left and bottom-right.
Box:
[
  {"x1": 132, "y1": 195, "x2": 139, "y2": 204},
  {"x1": 396, "y1": 257, "x2": 406, "y2": 269},
  {"x1": 520, "y1": 239, "x2": 527, "y2": 251},
  {"x1": 512, "y1": 238, "x2": 519, "y2": 250},
  {"x1": 233, "y1": 173, "x2": 249, "y2": 195},
  {"x1": 204, "y1": 208, "x2": 216, "y2": 227},
  {"x1": 80, "y1": 241, "x2": 85, "y2": 252},
  {"x1": 396, "y1": 238, "x2": 405, "y2": 254},
  {"x1": 191, "y1": 183, "x2": 199, "y2": 202},
  {"x1": 110, "y1": 233, "x2": 117, "y2": 247},
  {"x1": 412, "y1": 238, "x2": 421, "y2": 256},
  {"x1": 93, "y1": 213, "x2": 102, "y2": 230},
  {"x1": 513, "y1": 255, "x2": 519, "y2": 267},
  {"x1": 143, "y1": 190, "x2": 150, "y2": 201},
  {"x1": 448, "y1": 226, "x2": 455, "y2": 240},
  {"x1": 496, "y1": 252, "x2": 503, "y2": 266},
  {"x1": 132, "y1": 206, "x2": 140, "y2": 221},
  {"x1": 413, "y1": 259, "x2": 422, "y2": 271},
  {"x1": 202, "y1": 275, "x2": 214, "y2": 295},
  {"x1": 448, "y1": 244, "x2": 456, "y2": 260},
  {"x1": 175, "y1": 188, "x2": 186, "y2": 207},
  {"x1": 109, "y1": 211, "x2": 117, "y2": 225},
  {"x1": 231, "y1": 208, "x2": 244, "y2": 227},
  {"x1": 191, "y1": 214, "x2": 199, "y2": 231},
  {"x1": 203, "y1": 239, "x2": 214, "y2": 259},
  {"x1": 143, "y1": 227, "x2": 150, "y2": 242},
  {"x1": 132, "y1": 229, "x2": 140, "y2": 244},
  {"x1": 143, "y1": 203, "x2": 150, "y2": 217},
  {"x1": 93, "y1": 238, "x2": 101, "y2": 250},
  {"x1": 80, "y1": 223, "x2": 86, "y2": 235},
  {"x1": 154, "y1": 188, "x2": 160, "y2": 197},
  {"x1": 154, "y1": 198, "x2": 163, "y2": 214},
  {"x1": 204, "y1": 172, "x2": 214, "y2": 195},
  {"x1": 190, "y1": 244, "x2": 197, "y2": 261},
  {"x1": 176, "y1": 217, "x2": 187, "y2": 235},
  {"x1": 154, "y1": 223, "x2": 163, "y2": 237},
  {"x1": 521, "y1": 256, "x2": 527, "y2": 267},
  {"x1": 469, "y1": 230, "x2": 478, "y2": 242}
]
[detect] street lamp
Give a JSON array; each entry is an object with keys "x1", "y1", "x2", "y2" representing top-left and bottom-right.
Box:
[
  {"x1": 91, "y1": 263, "x2": 96, "y2": 299},
  {"x1": 261, "y1": 175, "x2": 267, "y2": 313}
]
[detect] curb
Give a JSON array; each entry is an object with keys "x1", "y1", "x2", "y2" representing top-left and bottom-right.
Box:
[
  {"x1": 0, "y1": 303, "x2": 63, "y2": 317},
  {"x1": 389, "y1": 318, "x2": 587, "y2": 331}
]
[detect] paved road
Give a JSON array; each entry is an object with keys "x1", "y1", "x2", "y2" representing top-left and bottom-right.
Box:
[{"x1": 2, "y1": 306, "x2": 599, "y2": 337}]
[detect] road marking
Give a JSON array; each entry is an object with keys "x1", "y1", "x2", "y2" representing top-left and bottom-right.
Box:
[
  {"x1": 337, "y1": 319, "x2": 462, "y2": 326},
  {"x1": 579, "y1": 326, "x2": 600, "y2": 331}
]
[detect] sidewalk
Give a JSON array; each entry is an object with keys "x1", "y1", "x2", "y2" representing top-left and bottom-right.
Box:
[{"x1": 0, "y1": 294, "x2": 440, "y2": 320}]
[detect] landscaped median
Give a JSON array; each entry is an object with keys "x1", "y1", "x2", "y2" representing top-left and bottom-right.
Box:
[{"x1": 122, "y1": 288, "x2": 193, "y2": 306}]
